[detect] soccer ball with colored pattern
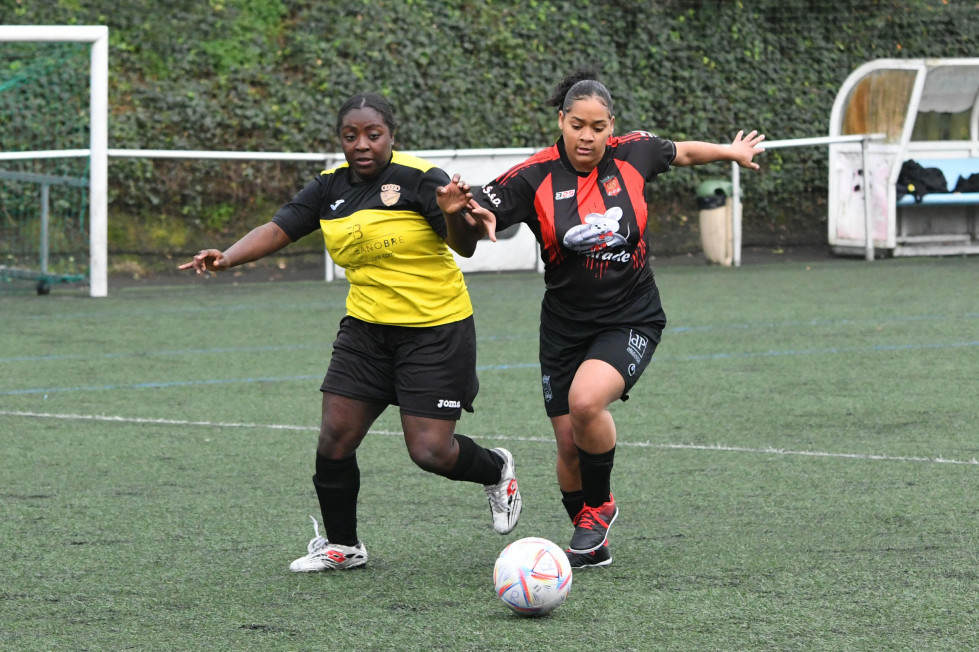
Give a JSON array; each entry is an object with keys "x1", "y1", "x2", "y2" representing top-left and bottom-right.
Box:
[{"x1": 493, "y1": 537, "x2": 572, "y2": 616}]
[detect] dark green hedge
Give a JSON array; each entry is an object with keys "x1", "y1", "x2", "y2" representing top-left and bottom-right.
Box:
[{"x1": 4, "y1": 0, "x2": 979, "y2": 256}]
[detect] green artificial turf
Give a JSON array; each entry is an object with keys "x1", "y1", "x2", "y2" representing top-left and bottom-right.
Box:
[{"x1": 2, "y1": 255, "x2": 977, "y2": 650}]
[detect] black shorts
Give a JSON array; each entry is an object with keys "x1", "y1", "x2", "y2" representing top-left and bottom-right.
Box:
[
  {"x1": 539, "y1": 318, "x2": 663, "y2": 418},
  {"x1": 321, "y1": 315, "x2": 479, "y2": 421}
]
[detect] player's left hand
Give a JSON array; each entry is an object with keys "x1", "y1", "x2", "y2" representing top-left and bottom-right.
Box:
[
  {"x1": 465, "y1": 201, "x2": 498, "y2": 242},
  {"x1": 731, "y1": 129, "x2": 766, "y2": 170}
]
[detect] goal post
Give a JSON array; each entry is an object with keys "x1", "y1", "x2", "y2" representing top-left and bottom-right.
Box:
[{"x1": 0, "y1": 25, "x2": 108, "y2": 297}]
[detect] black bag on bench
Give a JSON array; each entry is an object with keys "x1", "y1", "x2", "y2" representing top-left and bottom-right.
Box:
[
  {"x1": 952, "y1": 172, "x2": 979, "y2": 193},
  {"x1": 897, "y1": 160, "x2": 948, "y2": 202}
]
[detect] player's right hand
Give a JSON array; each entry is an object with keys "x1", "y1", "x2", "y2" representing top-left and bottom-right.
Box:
[
  {"x1": 178, "y1": 249, "x2": 227, "y2": 274},
  {"x1": 436, "y1": 174, "x2": 472, "y2": 215}
]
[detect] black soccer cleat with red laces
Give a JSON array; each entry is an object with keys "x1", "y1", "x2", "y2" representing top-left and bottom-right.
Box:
[{"x1": 568, "y1": 495, "x2": 618, "y2": 554}]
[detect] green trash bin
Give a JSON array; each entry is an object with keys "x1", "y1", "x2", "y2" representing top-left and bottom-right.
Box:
[{"x1": 696, "y1": 180, "x2": 734, "y2": 266}]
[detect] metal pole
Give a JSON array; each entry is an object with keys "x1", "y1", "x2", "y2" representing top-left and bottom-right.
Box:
[
  {"x1": 861, "y1": 136, "x2": 874, "y2": 261},
  {"x1": 731, "y1": 162, "x2": 742, "y2": 267},
  {"x1": 89, "y1": 27, "x2": 109, "y2": 297},
  {"x1": 40, "y1": 183, "x2": 50, "y2": 274}
]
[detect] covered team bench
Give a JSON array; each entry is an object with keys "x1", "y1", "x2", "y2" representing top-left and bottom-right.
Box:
[{"x1": 828, "y1": 58, "x2": 979, "y2": 257}]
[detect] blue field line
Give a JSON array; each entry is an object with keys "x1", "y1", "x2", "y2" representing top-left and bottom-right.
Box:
[
  {"x1": 653, "y1": 339, "x2": 979, "y2": 361},
  {"x1": 0, "y1": 343, "x2": 334, "y2": 364},
  {"x1": 666, "y1": 313, "x2": 967, "y2": 333},
  {"x1": 476, "y1": 339, "x2": 979, "y2": 365},
  {"x1": 0, "y1": 374, "x2": 324, "y2": 396},
  {"x1": 0, "y1": 299, "x2": 347, "y2": 322},
  {"x1": 2, "y1": 339, "x2": 976, "y2": 396},
  {"x1": 0, "y1": 338, "x2": 529, "y2": 364},
  {"x1": 2, "y1": 312, "x2": 975, "y2": 365}
]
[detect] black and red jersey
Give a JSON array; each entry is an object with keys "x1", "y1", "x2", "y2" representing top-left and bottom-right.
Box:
[{"x1": 473, "y1": 131, "x2": 676, "y2": 324}]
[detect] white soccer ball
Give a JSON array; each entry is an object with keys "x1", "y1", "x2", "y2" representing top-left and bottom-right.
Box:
[{"x1": 493, "y1": 537, "x2": 572, "y2": 616}]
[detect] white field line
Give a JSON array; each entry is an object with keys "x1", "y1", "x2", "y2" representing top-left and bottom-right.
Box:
[{"x1": 3, "y1": 409, "x2": 977, "y2": 466}]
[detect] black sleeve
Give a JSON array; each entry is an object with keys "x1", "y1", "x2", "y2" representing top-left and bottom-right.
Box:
[
  {"x1": 417, "y1": 166, "x2": 452, "y2": 240},
  {"x1": 647, "y1": 136, "x2": 676, "y2": 179},
  {"x1": 626, "y1": 132, "x2": 676, "y2": 181},
  {"x1": 271, "y1": 174, "x2": 330, "y2": 242},
  {"x1": 472, "y1": 170, "x2": 536, "y2": 231}
]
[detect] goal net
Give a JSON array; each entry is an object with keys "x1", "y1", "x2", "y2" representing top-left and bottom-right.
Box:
[{"x1": 0, "y1": 26, "x2": 108, "y2": 296}]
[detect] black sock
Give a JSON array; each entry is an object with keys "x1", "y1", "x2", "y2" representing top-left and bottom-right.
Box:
[
  {"x1": 561, "y1": 489, "x2": 586, "y2": 523},
  {"x1": 440, "y1": 434, "x2": 504, "y2": 484},
  {"x1": 577, "y1": 446, "x2": 615, "y2": 508},
  {"x1": 313, "y1": 452, "x2": 360, "y2": 546}
]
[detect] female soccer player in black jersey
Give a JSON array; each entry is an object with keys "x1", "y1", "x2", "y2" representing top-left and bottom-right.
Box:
[
  {"x1": 437, "y1": 70, "x2": 765, "y2": 568},
  {"x1": 180, "y1": 93, "x2": 522, "y2": 572}
]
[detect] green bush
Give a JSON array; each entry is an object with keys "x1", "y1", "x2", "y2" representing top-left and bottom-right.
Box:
[{"x1": 5, "y1": 0, "x2": 979, "y2": 254}]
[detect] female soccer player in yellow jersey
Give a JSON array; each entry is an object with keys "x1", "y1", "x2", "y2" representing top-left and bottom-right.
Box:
[
  {"x1": 437, "y1": 70, "x2": 764, "y2": 569},
  {"x1": 180, "y1": 93, "x2": 521, "y2": 571}
]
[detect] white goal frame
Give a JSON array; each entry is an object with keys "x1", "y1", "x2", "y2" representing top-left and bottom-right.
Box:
[{"x1": 0, "y1": 25, "x2": 109, "y2": 297}]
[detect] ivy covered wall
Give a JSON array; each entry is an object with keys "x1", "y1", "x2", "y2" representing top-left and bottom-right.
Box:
[{"x1": 4, "y1": 0, "x2": 979, "y2": 257}]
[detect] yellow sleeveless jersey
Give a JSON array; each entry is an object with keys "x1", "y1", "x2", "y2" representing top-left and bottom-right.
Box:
[{"x1": 272, "y1": 151, "x2": 472, "y2": 326}]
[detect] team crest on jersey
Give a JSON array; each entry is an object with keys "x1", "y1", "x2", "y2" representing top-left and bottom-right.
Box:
[
  {"x1": 602, "y1": 175, "x2": 621, "y2": 196},
  {"x1": 380, "y1": 183, "x2": 401, "y2": 206}
]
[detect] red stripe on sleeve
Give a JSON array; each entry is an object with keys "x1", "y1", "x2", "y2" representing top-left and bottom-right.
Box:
[{"x1": 500, "y1": 145, "x2": 560, "y2": 185}]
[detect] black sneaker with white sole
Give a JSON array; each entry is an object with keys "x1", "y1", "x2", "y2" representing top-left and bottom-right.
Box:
[
  {"x1": 565, "y1": 539, "x2": 612, "y2": 569},
  {"x1": 568, "y1": 495, "x2": 618, "y2": 553}
]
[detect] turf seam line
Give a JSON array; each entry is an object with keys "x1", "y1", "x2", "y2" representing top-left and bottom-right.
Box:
[{"x1": 3, "y1": 409, "x2": 977, "y2": 467}]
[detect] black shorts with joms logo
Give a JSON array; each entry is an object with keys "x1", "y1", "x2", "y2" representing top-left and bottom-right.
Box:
[
  {"x1": 538, "y1": 302, "x2": 665, "y2": 418},
  {"x1": 321, "y1": 315, "x2": 479, "y2": 421}
]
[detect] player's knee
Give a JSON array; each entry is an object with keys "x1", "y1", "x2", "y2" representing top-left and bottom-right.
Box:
[
  {"x1": 317, "y1": 425, "x2": 359, "y2": 458},
  {"x1": 567, "y1": 391, "x2": 606, "y2": 426},
  {"x1": 406, "y1": 442, "x2": 451, "y2": 474}
]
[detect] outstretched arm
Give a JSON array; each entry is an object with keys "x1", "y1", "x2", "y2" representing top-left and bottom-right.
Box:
[
  {"x1": 673, "y1": 129, "x2": 766, "y2": 169},
  {"x1": 178, "y1": 221, "x2": 292, "y2": 274}
]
